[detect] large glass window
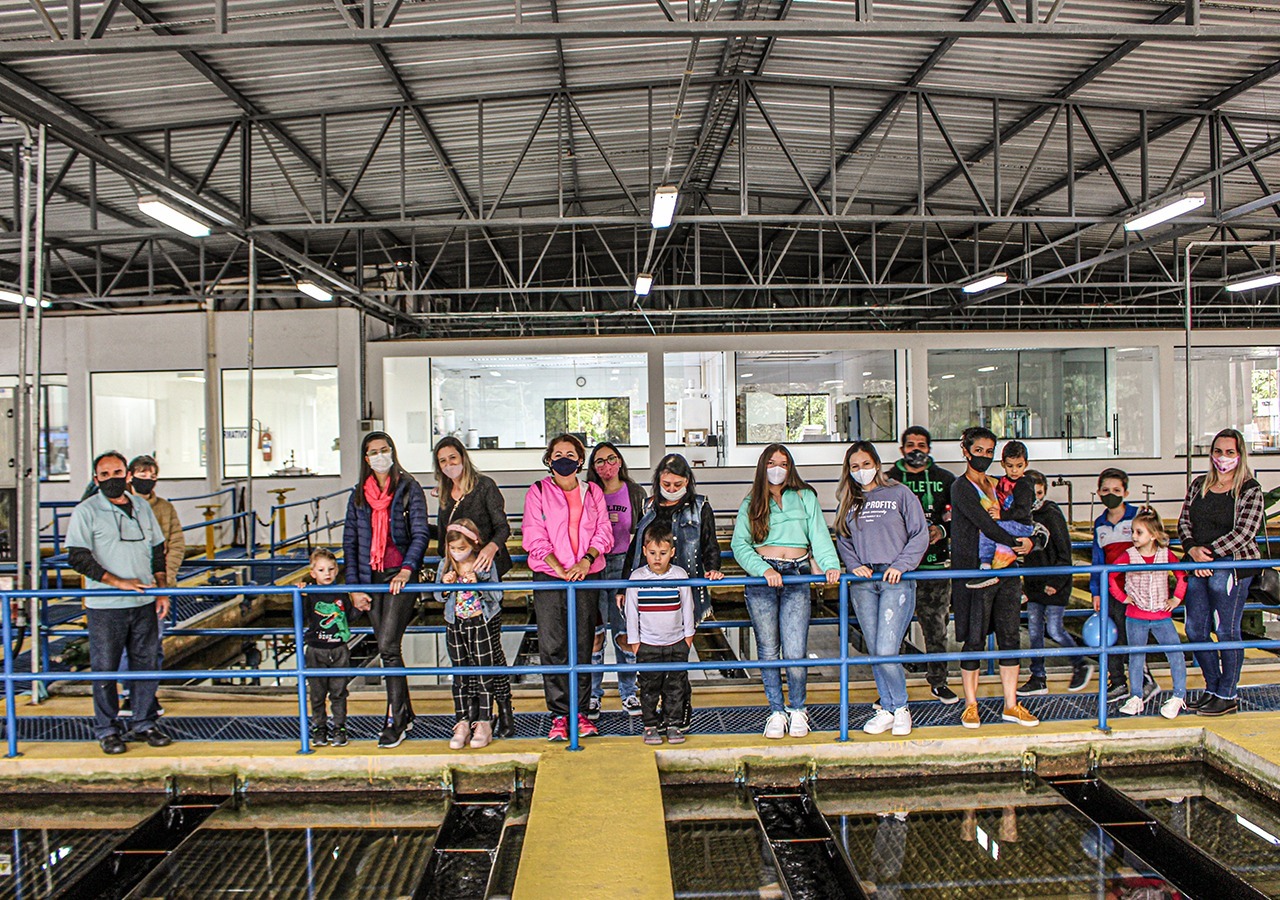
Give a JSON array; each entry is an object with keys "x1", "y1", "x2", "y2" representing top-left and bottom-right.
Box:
[
  {"x1": 664, "y1": 351, "x2": 728, "y2": 466},
  {"x1": 428, "y1": 354, "x2": 649, "y2": 463},
  {"x1": 221, "y1": 368, "x2": 340, "y2": 477},
  {"x1": 926, "y1": 347, "x2": 1156, "y2": 458},
  {"x1": 1174, "y1": 346, "x2": 1280, "y2": 456},
  {"x1": 734, "y1": 350, "x2": 896, "y2": 444},
  {"x1": 383, "y1": 356, "x2": 434, "y2": 472},
  {"x1": 91, "y1": 371, "x2": 207, "y2": 479},
  {"x1": 0, "y1": 375, "x2": 69, "y2": 481}
]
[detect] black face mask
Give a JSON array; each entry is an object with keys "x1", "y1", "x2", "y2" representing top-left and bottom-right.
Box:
[
  {"x1": 132, "y1": 478, "x2": 156, "y2": 496},
  {"x1": 967, "y1": 454, "x2": 994, "y2": 473},
  {"x1": 98, "y1": 477, "x2": 129, "y2": 499},
  {"x1": 1101, "y1": 494, "x2": 1125, "y2": 510},
  {"x1": 903, "y1": 450, "x2": 929, "y2": 469},
  {"x1": 549, "y1": 457, "x2": 580, "y2": 477}
]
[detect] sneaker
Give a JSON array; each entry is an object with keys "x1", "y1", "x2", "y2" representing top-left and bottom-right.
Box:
[
  {"x1": 961, "y1": 703, "x2": 981, "y2": 729},
  {"x1": 330, "y1": 727, "x2": 349, "y2": 748},
  {"x1": 310, "y1": 724, "x2": 331, "y2": 747},
  {"x1": 577, "y1": 714, "x2": 599, "y2": 737},
  {"x1": 677, "y1": 701, "x2": 693, "y2": 734},
  {"x1": 1118, "y1": 695, "x2": 1145, "y2": 716},
  {"x1": 1017, "y1": 676, "x2": 1048, "y2": 697},
  {"x1": 643, "y1": 726, "x2": 662, "y2": 745},
  {"x1": 1160, "y1": 697, "x2": 1185, "y2": 720},
  {"x1": 1196, "y1": 696, "x2": 1239, "y2": 717},
  {"x1": 891, "y1": 706, "x2": 912, "y2": 736},
  {"x1": 1106, "y1": 680, "x2": 1128, "y2": 704},
  {"x1": 965, "y1": 575, "x2": 998, "y2": 590},
  {"x1": 622, "y1": 695, "x2": 642, "y2": 716},
  {"x1": 1068, "y1": 664, "x2": 1094, "y2": 693},
  {"x1": 763, "y1": 711, "x2": 788, "y2": 739},
  {"x1": 863, "y1": 709, "x2": 895, "y2": 735},
  {"x1": 666, "y1": 727, "x2": 686, "y2": 745},
  {"x1": 377, "y1": 723, "x2": 407, "y2": 749},
  {"x1": 931, "y1": 684, "x2": 959, "y2": 705},
  {"x1": 1142, "y1": 674, "x2": 1161, "y2": 703},
  {"x1": 1002, "y1": 703, "x2": 1039, "y2": 727},
  {"x1": 547, "y1": 716, "x2": 569, "y2": 742},
  {"x1": 587, "y1": 696, "x2": 602, "y2": 721},
  {"x1": 787, "y1": 708, "x2": 810, "y2": 738}
]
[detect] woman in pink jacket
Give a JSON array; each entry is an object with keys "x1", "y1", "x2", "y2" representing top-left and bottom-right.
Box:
[{"x1": 522, "y1": 433, "x2": 615, "y2": 741}]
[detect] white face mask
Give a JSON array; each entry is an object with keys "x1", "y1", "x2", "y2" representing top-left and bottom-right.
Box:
[
  {"x1": 766, "y1": 465, "x2": 788, "y2": 485},
  {"x1": 660, "y1": 486, "x2": 686, "y2": 502},
  {"x1": 441, "y1": 463, "x2": 464, "y2": 481},
  {"x1": 449, "y1": 549, "x2": 471, "y2": 562},
  {"x1": 852, "y1": 467, "x2": 878, "y2": 486},
  {"x1": 368, "y1": 453, "x2": 394, "y2": 474}
]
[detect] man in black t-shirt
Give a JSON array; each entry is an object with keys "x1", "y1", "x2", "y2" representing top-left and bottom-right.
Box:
[{"x1": 886, "y1": 426, "x2": 959, "y2": 704}]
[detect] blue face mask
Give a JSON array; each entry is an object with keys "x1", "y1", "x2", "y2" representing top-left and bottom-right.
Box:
[{"x1": 550, "y1": 457, "x2": 580, "y2": 477}]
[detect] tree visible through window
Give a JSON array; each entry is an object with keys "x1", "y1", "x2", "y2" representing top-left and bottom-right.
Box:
[
  {"x1": 544, "y1": 397, "x2": 631, "y2": 446},
  {"x1": 785, "y1": 394, "x2": 829, "y2": 440}
]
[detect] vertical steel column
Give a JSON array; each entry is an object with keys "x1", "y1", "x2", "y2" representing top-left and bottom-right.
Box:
[
  {"x1": 293, "y1": 586, "x2": 312, "y2": 753},
  {"x1": 27, "y1": 126, "x2": 46, "y2": 701},
  {"x1": 2, "y1": 591, "x2": 19, "y2": 757},
  {"x1": 567, "y1": 583, "x2": 581, "y2": 751},
  {"x1": 14, "y1": 126, "x2": 30, "y2": 605},
  {"x1": 202, "y1": 245, "x2": 222, "y2": 500},
  {"x1": 1184, "y1": 243, "x2": 1193, "y2": 483},
  {"x1": 246, "y1": 239, "x2": 256, "y2": 554}
]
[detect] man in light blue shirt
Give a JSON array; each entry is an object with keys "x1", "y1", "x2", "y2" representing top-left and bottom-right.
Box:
[{"x1": 65, "y1": 450, "x2": 174, "y2": 754}]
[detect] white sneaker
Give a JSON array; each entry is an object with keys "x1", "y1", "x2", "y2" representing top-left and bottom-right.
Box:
[
  {"x1": 1118, "y1": 695, "x2": 1144, "y2": 716},
  {"x1": 787, "y1": 708, "x2": 810, "y2": 738},
  {"x1": 764, "y1": 711, "x2": 788, "y2": 739},
  {"x1": 1160, "y1": 696, "x2": 1186, "y2": 719},
  {"x1": 891, "y1": 706, "x2": 912, "y2": 736},
  {"x1": 863, "y1": 709, "x2": 895, "y2": 735}
]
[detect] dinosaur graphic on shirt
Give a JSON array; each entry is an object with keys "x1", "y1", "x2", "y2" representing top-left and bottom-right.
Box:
[{"x1": 314, "y1": 599, "x2": 351, "y2": 641}]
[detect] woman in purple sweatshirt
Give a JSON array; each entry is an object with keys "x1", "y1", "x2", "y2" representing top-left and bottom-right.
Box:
[
  {"x1": 835, "y1": 442, "x2": 929, "y2": 737},
  {"x1": 521, "y1": 433, "x2": 615, "y2": 742}
]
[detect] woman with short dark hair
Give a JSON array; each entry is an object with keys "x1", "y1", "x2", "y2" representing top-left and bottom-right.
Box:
[{"x1": 343, "y1": 431, "x2": 430, "y2": 749}]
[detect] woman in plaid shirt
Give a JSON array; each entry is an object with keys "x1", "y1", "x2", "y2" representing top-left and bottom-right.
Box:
[{"x1": 1177, "y1": 428, "x2": 1266, "y2": 717}]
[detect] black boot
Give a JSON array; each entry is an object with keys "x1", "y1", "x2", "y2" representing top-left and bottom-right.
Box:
[{"x1": 493, "y1": 696, "x2": 515, "y2": 739}]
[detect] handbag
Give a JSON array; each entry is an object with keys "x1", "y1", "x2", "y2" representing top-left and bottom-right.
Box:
[{"x1": 1248, "y1": 565, "x2": 1280, "y2": 607}]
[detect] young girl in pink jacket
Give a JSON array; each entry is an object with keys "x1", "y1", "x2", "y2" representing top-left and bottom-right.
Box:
[{"x1": 522, "y1": 433, "x2": 615, "y2": 741}]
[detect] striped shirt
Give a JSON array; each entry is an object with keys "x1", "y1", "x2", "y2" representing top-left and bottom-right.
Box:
[{"x1": 625, "y1": 565, "x2": 696, "y2": 647}]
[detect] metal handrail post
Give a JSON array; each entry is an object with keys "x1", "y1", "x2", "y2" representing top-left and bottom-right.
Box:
[
  {"x1": 292, "y1": 586, "x2": 312, "y2": 754},
  {"x1": 567, "y1": 582, "x2": 581, "y2": 751},
  {"x1": 1096, "y1": 576, "x2": 1112, "y2": 733},
  {"x1": 3, "y1": 591, "x2": 20, "y2": 757},
  {"x1": 837, "y1": 576, "x2": 850, "y2": 742}
]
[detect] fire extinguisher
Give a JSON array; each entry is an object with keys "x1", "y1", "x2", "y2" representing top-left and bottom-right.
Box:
[{"x1": 259, "y1": 428, "x2": 273, "y2": 462}]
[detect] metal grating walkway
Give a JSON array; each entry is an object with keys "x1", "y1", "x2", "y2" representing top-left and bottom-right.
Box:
[{"x1": 8, "y1": 685, "x2": 1280, "y2": 743}]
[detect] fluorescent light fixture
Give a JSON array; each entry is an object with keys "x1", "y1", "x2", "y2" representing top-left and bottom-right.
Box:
[
  {"x1": 634, "y1": 273, "x2": 654, "y2": 296},
  {"x1": 294, "y1": 368, "x2": 335, "y2": 381},
  {"x1": 0, "y1": 288, "x2": 50, "y2": 309},
  {"x1": 739, "y1": 372, "x2": 754, "y2": 379},
  {"x1": 489, "y1": 370, "x2": 502, "y2": 377},
  {"x1": 862, "y1": 371, "x2": 873, "y2": 376},
  {"x1": 942, "y1": 374, "x2": 956, "y2": 380},
  {"x1": 962, "y1": 272, "x2": 1009, "y2": 294},
  {"x1": 177, "y1": 371, "x2": 206, "y2": 383},
  {"x1": 978, "y1": 365, "x2": 998, "y2": 372},
  {"x1": 297, "y1": 280, "x2": 334, "y2": 303},
  {"x1": 1226, "y1": 273, "x2": 1280, "y2": 293},
  {"x1": 1124, "y1": 192, "x2": 1206, "y2": 232},
  {"x1": 137, "y1": 195, "x2": 211, "y2": 237},
  {"x1": 651, "y1": 186, "x2": 678, "y2": 228}
]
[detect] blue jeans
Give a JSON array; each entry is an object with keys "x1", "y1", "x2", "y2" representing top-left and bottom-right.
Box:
[
  {"x1": 1184, "y1": 570, "x2": 1252, "y2": 700},
  {"x1": 1125, "y1": 616, "x2": 1186, "y2": 699},
  {"x1": 592, "y1": 552, "x2": 638, "y2": 701},
  {"x1": 1026, "y1": 602, "x2": 1081, "y2": 679},
  {"x1": 87, "y1": 604, "x2": 162, "y2": 739},
  {"x1": 849, "y1": 569, "x2": 916, "y2": 712},
  {"x1": 744, "y1": 558, "x2": 812, "y2": 713}
]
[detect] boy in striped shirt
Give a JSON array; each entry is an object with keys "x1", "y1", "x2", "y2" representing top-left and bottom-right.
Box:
[{"x1": 625, "y1": 525, "x2": 696, "y2": 745}]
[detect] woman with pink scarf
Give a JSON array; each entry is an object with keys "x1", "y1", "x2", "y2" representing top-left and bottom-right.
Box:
[{"x1": 343, "y1": 431, "x2": 430, "y2": 748}]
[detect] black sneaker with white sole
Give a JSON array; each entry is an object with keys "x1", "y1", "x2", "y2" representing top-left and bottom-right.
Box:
[
  {"x1": 1016, "y1": 676, "x2": 1048, "y2": 697},
  {"x1": 587, "y1": 696, "x2": 602, "y2": 721},
  {"x1": 1067, "y1": 664, "x2": 1093, "y2": 693},
  {"x1": 1141, "y1": 674, "x2": 1161, "y2": 702},
  {"x1": 1106, "y1": 680, "x2": 1128, "y2": 704},
  {"x1": 930, "y1": 684, "x2": 960, "y2": 705}
]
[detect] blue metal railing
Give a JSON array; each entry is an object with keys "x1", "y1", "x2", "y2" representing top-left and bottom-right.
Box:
[{"x1": 4, "y1": 558, "x2": 1280, "y2": 757}]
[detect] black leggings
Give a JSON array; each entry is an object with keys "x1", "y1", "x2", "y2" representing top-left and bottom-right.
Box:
[
  {"x1": 367, "y1": 568, "x2": 417, "y2": 725},
  {"x1": 954, "y1": 576, "x2": 1022, "y2": 672}
]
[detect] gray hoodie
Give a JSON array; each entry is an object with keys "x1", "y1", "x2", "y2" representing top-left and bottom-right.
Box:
[{"x1": 836, "y1": 480, "x2": 930, "y2": 574}]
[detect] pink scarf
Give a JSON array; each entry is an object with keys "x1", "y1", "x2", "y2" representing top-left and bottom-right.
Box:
[{"x1": 363, "y1": 475, "x2": 395, "y2": 571}]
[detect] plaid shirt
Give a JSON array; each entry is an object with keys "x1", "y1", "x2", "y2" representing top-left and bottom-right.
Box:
[{"x1": 1177, "y1": 475, "x2": 1263, "y2": 561}]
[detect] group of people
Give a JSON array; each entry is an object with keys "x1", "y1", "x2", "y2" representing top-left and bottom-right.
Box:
[{"x1": 72, "y1": 419, "x2": 1267, "y2": 755}]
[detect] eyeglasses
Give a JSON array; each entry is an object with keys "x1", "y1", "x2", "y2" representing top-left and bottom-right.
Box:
[
  {"x1": 594, "y1": 456, "x2": 621, "y2": 467},
  {"x1": 115, "y1": 511, "x2": 146, "y2": 542}
]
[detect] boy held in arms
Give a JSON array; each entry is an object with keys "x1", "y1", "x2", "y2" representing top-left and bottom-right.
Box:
[
  {"x1": 304, "y1": 548, "x2": 352, "y2": 748},
  {"x1": 967, "y1": 440, "x2": 1037, "y2": 589},
  {"x1": 625, "y1": 525, "x2": 696, "y2": 746}
]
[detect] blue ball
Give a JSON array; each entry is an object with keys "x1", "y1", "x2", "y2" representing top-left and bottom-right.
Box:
[{"x1": 1082, "y1": 613, "x2": 1118, "y2": 648}]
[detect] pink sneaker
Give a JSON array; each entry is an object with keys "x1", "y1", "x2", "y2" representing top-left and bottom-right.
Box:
[
  {"x1": 577, "y1": 714, "x2": 599, "y2": 737},
  {"x1": 547, "y1": 716, "x2": 569, "y2": 742}
]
